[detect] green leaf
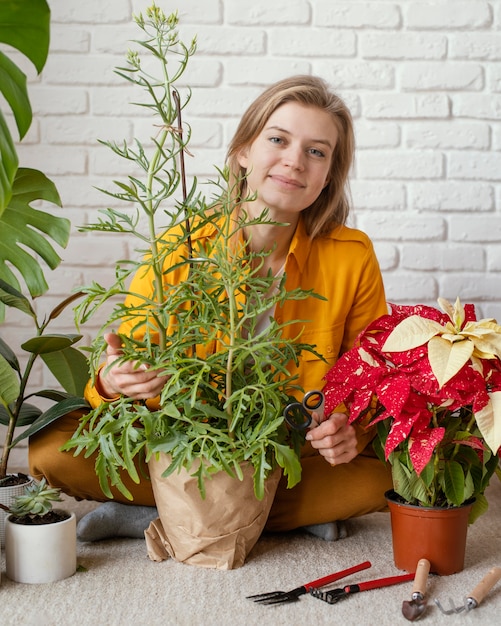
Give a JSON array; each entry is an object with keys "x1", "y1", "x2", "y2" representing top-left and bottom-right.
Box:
[
  {"x1": 11, "y1": 396, "x2": 90, "y2": 446},
  {"x1": 0, "y1": 168, "x2": 66, "y2": 300},
  {"x1": 0, "y1": 334, "x2": 20, "y2": 372},
  {"x1": 0, "y1": 402, "x2": 41, "y2": 427},
  {"x1": 0, "y1": 0, "x2": 51, "y2": 213},
  {"x1": 0, "y1": 278, "x2": 35, "y2": 318},
  {"x1": 468, "y1": 493, "x2": 488, "y2": 524},
  {"x1": 21, "y1": 334, "x2": 82, "y2": 355},
  {"x1": 443, "y1": 460, "x2": 465, "y2": 506},
  {"x1": 0, "y1": 0, "x2": 50, "y2": 74},
  {"x1": 41, "y1": 346, "x2": 89, "y2": 396},
  {"x1": 0, "y1": 110, "x2": 17, "y2": 212},
  {"x1": 0, "y1": 50, "x2": 31, "y2": 140},
  {"x1": 0, "y1": 352, "x2": 20, "y2": 407}
]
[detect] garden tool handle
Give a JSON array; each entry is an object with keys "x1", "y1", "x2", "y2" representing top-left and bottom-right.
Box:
[
  {"x1": 349, "y1": 572, "x2": 415, "y2": 593},
  {"x1": 467, "y1": 566, "x2": 501, "y2": 607},
  {"x1": 412, "y1": 558, "x2": 431, "y2": 598},
  {"x1": 303, "y1": 560, "x2": 372, "y2": 591}
]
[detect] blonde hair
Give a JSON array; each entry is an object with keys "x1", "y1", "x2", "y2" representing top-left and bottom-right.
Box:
[{"x1": 226, "y1": 75, "x2": 354, "y2": 239}]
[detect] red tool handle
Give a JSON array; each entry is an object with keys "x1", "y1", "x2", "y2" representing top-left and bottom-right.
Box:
[
  {"x1": 346, "y1": 572, "x2": 415, "y2": 593},
  {"x1": 303, "y1": 561, "x2": 372, "y2": 592}
]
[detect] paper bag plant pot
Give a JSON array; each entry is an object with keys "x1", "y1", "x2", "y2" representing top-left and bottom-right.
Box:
[{"x1": 145, "y1": 454, "x2": 281, "y2": 569}]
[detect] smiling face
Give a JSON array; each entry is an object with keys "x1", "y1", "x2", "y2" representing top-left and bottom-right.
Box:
[{"x1": 237, "y1": 102, "x2": 339, "y2": 223}]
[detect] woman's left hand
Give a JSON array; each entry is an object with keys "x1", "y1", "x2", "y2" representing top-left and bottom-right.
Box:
[{"x1": 305, "y1": 412, "x2": 358, "y2": 466}]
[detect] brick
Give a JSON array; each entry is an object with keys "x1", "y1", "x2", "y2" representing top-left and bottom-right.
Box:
[
  {"x1": 402, "y1": 244, "x2": 485, "y2": 271},
  {"x1": 400, "y1": 63, "x2": 483, "y2": 91},
  {"x1": 43, "y1": 116, "x2": 132, "y2": 146},
  {"x1": 354, "y1": 121, "x2": 400, "y2": 148},
  {"x1": 489, "y1": 65, "x2": 501, "y2": 93},
  {"x1": 453, "y1": 94, "x2": 501, "y2": 119},
  {"x1": 357, "y1": 150, "x2": 443, "y2": 179},
  {"x1": 406, "y1": 2, "x2": 492, "y2": 30},
  {"x1": 382, "y1": 273, "x2": 439, "y2": 302},
  {"x1": 483, "y1": 303, "x2": 501, "y2": 321},
  {"x1": 361, "y1": 32, "x2": 446, "y2": 60},
  {"x1": 51, "y1": 0, "x2": 131, "y2": 24},
  {"x1": 317, "y1": 62, "x2": 394, "y2": 90},
  {"x1": 450, "y1": 216, "x2": 501, "y2": 242},
  {"x1": 314, "y1": 2, "x2": 401, "y2": 28},
  {"x1": 270, "y1": 29, "x2": 356, "y2": 57},
  {"x1": 359, "y1": 214, "x2": 446, "y2": 241},
  {"x1": 225, "y1": 58, "x2": 311, "y2": 85},
  {"x1": 227, "y1": 1, "x2": 310, "y2": 24},
  {"x1": 180, "y1": 26, "x2": 266, "y2": 55},
  {"x1": 439, "y1": 274, "x2": 501, "y2": 302},
  {"x1": 30, "y1": 87, "x2": 89, "y2": 116},
  {"x1": 132, "y1": 0, "x2": 222, "y2": 23},
  {"x1": 62, "y1": 235, "x2": 129, "y2": 267},
  {"x1": 450, "y1": 33, "x2": 501, "y2": 60},
  {"x1": 373, "y1": 242, "x2": 399, "y2": 271},
  {"x1": 405, "y1": 121, "x2": 490, "y2": 150},
  {"x1": 187, "y1": 87, "x2": 262, "y2": 117},
  {"x1": 411, "y1": 182, "x2": 494, "y2": 211},
  {"x1": 51, "y1": 26, "x2": 90, "y2": 53},
  {"x1": 448, "y1": 152, "x2": 501, "y2": 181},
  {"x1": 42, "y1": 53, "x2": 124, "y2": 86},
  {"x1": 487, "y1": 245, "x2": 501, "y2": 271},
  {"x1": 16, "y1": 145, "x2": 87, "y2": 176},
  {"x1": 350, "y1": 180, "x2": 406, "y2": 210},
  {"x1": 364, "y1": 93, "x2": 450, "y2": 118}
]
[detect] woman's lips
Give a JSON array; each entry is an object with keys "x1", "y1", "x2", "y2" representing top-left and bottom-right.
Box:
[{"x1": 270, "y1": 174, "x2": 304, "y2": 189}]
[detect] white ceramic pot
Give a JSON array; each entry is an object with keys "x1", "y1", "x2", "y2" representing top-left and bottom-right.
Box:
[
  {"x1": 5, "y1": 510, "x2": 77, "y2": 583},
  {"x1": 0, "y1": 476, "x2": 34, "y2": 547}
]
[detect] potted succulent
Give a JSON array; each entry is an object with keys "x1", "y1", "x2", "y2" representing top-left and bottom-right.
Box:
[
  {"x1": 0, "y1": 0, "x2": 89, "y2": 544},
  {"x1": 1, "y1": 478, "x2": 77, "y2": 583},
  {"x1": 322, "y1": 297, "x2": 501, "y2": 575},
  {"x1": 63, "y1": 5, "x2": 317, "y2": 569}
]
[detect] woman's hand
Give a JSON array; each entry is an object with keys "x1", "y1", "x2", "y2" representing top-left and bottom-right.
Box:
[
  {"x1": 305, "y1": 412, "x2": 358, "y2": 466},
  {"x1": 97, "y1": 332, "x2": 169, "y2": 400}
]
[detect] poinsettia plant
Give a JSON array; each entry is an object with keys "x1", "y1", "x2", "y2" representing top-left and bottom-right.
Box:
[{"x1": 323, "y1": 298, "x2": 501, "y2": 523}]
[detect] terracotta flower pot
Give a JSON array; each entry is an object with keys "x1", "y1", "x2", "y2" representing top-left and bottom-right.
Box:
[
  {"x1": 385, "y1": 490, "x2": 473, "y2": 576},
  {"x1": 5, "y1": 510, "x2": 77, "y2": 583}
]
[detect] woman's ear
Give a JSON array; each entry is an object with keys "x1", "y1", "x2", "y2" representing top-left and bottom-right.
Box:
[{"x1": 237, "y1": 147, "x2": 249, "y2": 169}]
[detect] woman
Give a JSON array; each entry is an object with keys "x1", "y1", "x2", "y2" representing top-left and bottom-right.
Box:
[{"x1": 29, "y1": 75, "x2": 393, "y2": 540}]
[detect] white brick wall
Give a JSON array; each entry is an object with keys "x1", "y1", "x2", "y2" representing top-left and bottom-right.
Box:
[{"x1": 3, "y1": 0, "x2": 501, "y2": 398}]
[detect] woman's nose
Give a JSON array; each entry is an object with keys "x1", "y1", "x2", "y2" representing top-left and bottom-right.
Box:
[{"x1": 283, "y1": 145, "x2": 305, "y2": 170}]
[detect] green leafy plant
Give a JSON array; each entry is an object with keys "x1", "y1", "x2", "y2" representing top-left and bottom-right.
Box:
[
  {"x1": 0, "y1": 1, "x2": 89, "y2": 482},
  {"x1": 0, "y1": 283, "x2": 89, "y2": 481},
  {"x1": 0, "y1": 0, "x2": 70, "y2": 311},
  {"x1": 63, "y1": 5, "x2": 320, "y2": 501},
  {"x1": 323, "y1": 298, "x2": 501, "y2": 523},
  {"x1": 0, "y1": 477, "x2": 69, "y2": 524}
]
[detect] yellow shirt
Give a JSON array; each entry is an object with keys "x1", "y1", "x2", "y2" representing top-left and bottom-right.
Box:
[{"x1": 85, "y1": 216, "x2": 387, "y2": 439}]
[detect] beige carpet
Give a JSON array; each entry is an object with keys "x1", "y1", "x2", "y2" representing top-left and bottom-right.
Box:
[{"x1": 1, "y1": 478, "x2": 501, "y2": 626}]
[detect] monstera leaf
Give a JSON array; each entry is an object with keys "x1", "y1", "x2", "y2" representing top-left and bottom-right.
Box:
[
  {"x1": 0, "y1": 1, "x2": 65, "y2": 310},
  {"x1": 0, "y1": 168, "x2": 67, "y2": 300},
  {"x1": 0, "y1": 0, "x2": 51, "y2": 212}
]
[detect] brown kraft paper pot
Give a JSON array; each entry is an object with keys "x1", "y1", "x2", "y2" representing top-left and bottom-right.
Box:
[
  {"x1": 385, "y1": 490, "x2": 474, "y2": 576},
  {"x1": 145, "y1": 453, "x2": 281, "y2": 570}
]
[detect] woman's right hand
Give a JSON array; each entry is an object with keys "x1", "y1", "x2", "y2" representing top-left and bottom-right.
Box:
[{"x1": 97, "y1": 332, "x2": 169, "y2": 400}]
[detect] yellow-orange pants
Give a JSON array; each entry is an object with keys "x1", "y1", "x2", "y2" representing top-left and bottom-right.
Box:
[{"x1": 28, "y1": 410, "x2": 393, "y2": 531}]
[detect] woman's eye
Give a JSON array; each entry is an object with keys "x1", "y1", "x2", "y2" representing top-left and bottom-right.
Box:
[
  {"x1": 269, "y1": 136, "x2": 283, "y2": 144},
  {"x1": 309, "y1": 147, "x2": 325, "y2": 158}
]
